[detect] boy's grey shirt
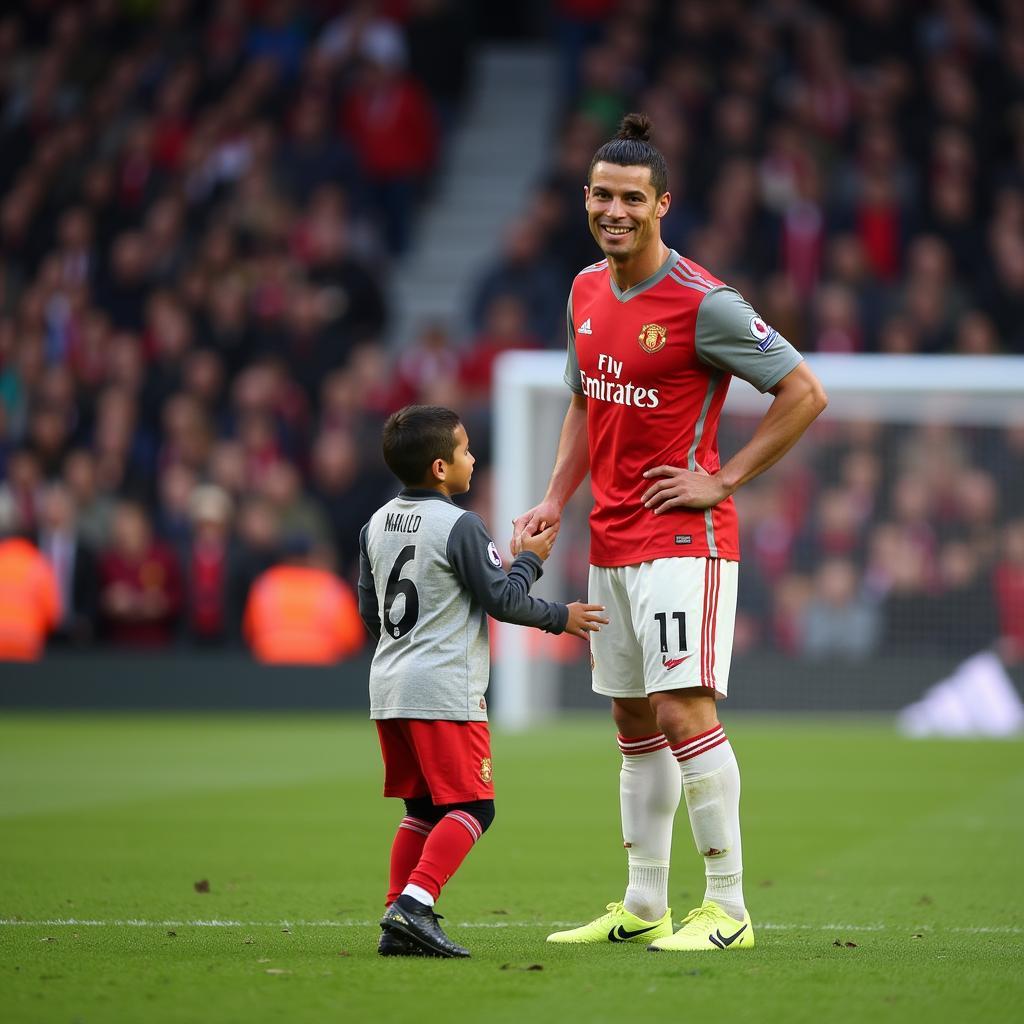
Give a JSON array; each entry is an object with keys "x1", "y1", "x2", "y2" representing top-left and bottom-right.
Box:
[{"x1": 358, "y1": 489, "x2": 569, "y2": 721}]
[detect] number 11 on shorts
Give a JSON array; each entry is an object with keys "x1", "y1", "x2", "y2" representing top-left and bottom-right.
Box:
[{"x1": 654, "y1": 611, "x2": 687, "y2": 653}]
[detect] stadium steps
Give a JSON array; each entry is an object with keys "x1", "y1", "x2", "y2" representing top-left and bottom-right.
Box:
[{"x1": 390, "y1": 45, "x2": 558, "y2": 345}]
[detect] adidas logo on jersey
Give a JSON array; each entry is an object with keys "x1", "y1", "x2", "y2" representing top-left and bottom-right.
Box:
[{"x1": 577, "y1": 318, "x2": 593, "y2": 335}]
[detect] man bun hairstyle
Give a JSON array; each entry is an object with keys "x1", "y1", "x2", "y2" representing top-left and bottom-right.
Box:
[
  {"x1": 588, "y1": 112, "x2": 669, "y2": 197},
  {"x1": 618, "y1": 111, "x2": 653, "y2": 141},
  {"x1": 382, "y1": 405, "x2": 461, "y2": 486}
]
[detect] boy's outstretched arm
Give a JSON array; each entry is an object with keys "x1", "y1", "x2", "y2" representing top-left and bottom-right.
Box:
[
  {"x1": 447, "y1": 512, "x2": 592, "y2": 635},
  {"x1": 357, "y1": 524, "x2": 381, "y2": 641}
]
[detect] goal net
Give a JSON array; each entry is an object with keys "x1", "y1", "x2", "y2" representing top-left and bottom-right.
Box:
[{"x1": 491, "y1": 352, "x2": 1024, "y2": 730}]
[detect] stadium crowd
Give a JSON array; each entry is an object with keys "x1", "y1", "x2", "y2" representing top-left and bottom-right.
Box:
[{"x1": 0, "y1": 0, "x2": 1022, "y2": 663}]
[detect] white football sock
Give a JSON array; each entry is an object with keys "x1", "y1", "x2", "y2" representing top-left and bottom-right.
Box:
[
  {"x1": 618, "y1": 733, "x2": 681, "y2": 921},
  {"x1": 401, "y1": 883, "x2": 435, "y2": 907},
  {"x1": 672, "y1": 725, "x2": 745, "y2": 921}
]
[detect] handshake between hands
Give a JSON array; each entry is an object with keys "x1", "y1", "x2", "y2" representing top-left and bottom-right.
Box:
[{"x1": 510, "y1": 503, "x2": 608, "y2": 641}]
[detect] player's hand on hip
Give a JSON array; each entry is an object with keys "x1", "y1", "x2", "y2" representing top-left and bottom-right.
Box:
[
  {"x1": 511, "y1": 500, "x2": 562, "y2": 556},
  {"x1": 519, "y1": 523, "x2": 558, "y2": 561},
  {"x1": 564, "y1": 601, "x2": 608, "y2": 639},
  {"x1": 641, "y1": 463, "x2": 728, "y2": 512}
]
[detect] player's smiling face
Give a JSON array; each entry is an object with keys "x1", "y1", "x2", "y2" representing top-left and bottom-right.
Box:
[{"x1": 585, "y1": 162, "x2": 670, "y2": 261}]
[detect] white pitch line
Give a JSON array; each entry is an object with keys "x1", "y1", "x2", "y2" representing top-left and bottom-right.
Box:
[{"x1": 0, "y1": 919, "x2": 1020, "y2": 935}]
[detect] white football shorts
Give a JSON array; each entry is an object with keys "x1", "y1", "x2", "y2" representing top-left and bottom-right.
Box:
[{"x1": 589, "y1": 557, "x2": 738, "y2": 700}]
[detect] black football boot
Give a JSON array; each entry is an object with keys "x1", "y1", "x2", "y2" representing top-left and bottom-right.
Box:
[
  {"x1": 377, "y1": 926, "x2": 429, "y2": 957},
  {"x1": 379, "y1": 895, "x2": 471, "y2": 958}
]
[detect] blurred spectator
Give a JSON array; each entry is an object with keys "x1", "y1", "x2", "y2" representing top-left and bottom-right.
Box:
[
  {"x1": 198, "y1": 269, "x2": 249, "y2": 380},
  {"x1": 0, "y1": 526, "x2": 60, "y2": 661},
  {"x1": 743, "y1": 480, "x2": 799, "y2": 585},
  {"x1": 282, "y1": 197, "x2": 389, "y2": 395},
  {"x1": 873, "y1": 526, "x2": 933, "y2": 654},
  {"x1": 310, "y1": 428, "x2": 394, "y2": 579},
  {"x1": 181, "y1": 348, "x2": 227, "y2": 423},
  {"x1": 181, "y1": 484, "x2": 239, "y2": 646},
  {"x1": 259, "y1": 459, "x2": 332, "y2": 552},
  {"x1": 993, "y1": 425, "x2": 1024, "y2": 518},
  {"x1": 341, "y1": 53, "x2": 437, "y2": 252},
  {"x1": 142, "y1": 294, "x2": 195, "y2": 424},
  {"x1": 405, "y1": 0, "x2": 472, "y2": 135},
  {"x1": 396, "y1": 321, "x2": 462, "y2": 406},
  {"x1": 800, "y1": 558, "x2": 881, "y2": 661},
  {"x1": 97, "y1": 232, "x2": 151, "y2": 332},
  {"x1": 318, "y1": 3, "x2": 407, "y2": 70},
  {"x1": 822, "y1": 235, "x2": 888, "y2": 350},
  {"x1": 809, "y1": 283, "x2": 864, "y2": 353},
  {"x1": 772, "y1": 573, "x2": 814, "y2": 656},
  {"x1": 460, "y1": 295, "x2": 541, "y2": 403},
  {"x1": 233, "y1": 495, "x2": 281, "y2": 618},
  {"x1": 576, "y1": 44, "x2": 630, "y2": 137},
  {"x1": 837, "y1": 447, "x2": 883, "y2": 528},
  {"x1": 62, "y1": 449, "x2": 114, "y2": 551},
  {"x1": 0, "y1": 448, "x2": 44, "y2": 533},
  {"x1": 470, "y1": 220, "x2": 565, "y2": 345},
  {"x1": 245, "y1": 1, "x2": 307, "y2": 82},
  {"x1": 98, "y1": 501, "x2": 182, "y2": 647},
  {"x1": 278, "y1": 94, "x2": 361, "y2": 202},
  {"x1": 157, "y1": 461, "x2": 200, "y2": 547},
  {"x1": 243, "y1": 536, "x2": 363, "y2": 664},
  {"x1": 91, "y1": 385, "x2": 153, "y2": 495},
  {"x1": 458, "y1": 294, "x2": 541, "y2": 464},
  {"x1": 887, "y1": 474, "x2": 939, "y2": 579},
  {"x1": 35, "y1": 481, "x2": 98, "y2": 646},
  {"x1": 994, "y1": 520, "x2": 1024, "y2": 663},
  {"x1": 793, "y1": 486, "x2": 865, "y2": 570},
  {"x1": 954, "y1": 468, "x2": 1002, "y2": 567},
  {"x1": 931, "y1": 539, "x2": 998, "y2": 656},
  {"x1": 986, "y1": 230, "x2": 1024, "y2": 351},
  {"x1": 345, "y1": 341, "x2": 415, "y2": 418},
  {"x1": 894, "y1": 236, "x2": 967, "y2": 353},
  {"x1": 954, "y1": 310, "x2": 1001, "y2": 355}
]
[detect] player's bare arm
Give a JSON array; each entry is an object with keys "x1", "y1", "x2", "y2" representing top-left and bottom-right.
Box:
[
  {"x1": 511, "y1": 393, "x2": 589, "y2": 552},
  {"x1": 641, "y1": 362, "x2": 828, "y2": 513}
]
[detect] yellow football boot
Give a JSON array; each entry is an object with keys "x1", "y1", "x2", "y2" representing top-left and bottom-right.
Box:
[
  {"x1": 647, "y1": 900, "x2": 754, "y2": 951},
  {"x1": 547, "y1": 902, "x2": 673, "y2": 944}
]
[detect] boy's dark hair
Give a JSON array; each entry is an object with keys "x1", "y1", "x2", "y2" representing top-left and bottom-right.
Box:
[
  {"x1": 588, "y1": 112, "x2": 668, "y2": 197},
  {"x1": 382, "y1": 405, "x2": 462, "y2": 486}
]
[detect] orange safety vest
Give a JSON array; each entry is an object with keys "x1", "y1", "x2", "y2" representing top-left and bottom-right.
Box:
[
  {"x1": 0, "y1": 538, "x2": 60, "y2": 661},
  {"x1": 243, "y1": 565, "x2": 363, "y2": 665}
]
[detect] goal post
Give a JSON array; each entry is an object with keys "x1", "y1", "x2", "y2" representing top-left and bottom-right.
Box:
[{"x1": 492, "y1": 351, "x2": 1024, "y2": 731}]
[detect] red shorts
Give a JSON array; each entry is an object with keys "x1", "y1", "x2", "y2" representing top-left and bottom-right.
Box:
[{"x1": 375, "y1": 719, "x2": 495, "y2": 804}]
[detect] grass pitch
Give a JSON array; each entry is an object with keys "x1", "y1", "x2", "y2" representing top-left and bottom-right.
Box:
[{"x1": 0, "y1": 712, "x2": 1021, "y2": 1024}]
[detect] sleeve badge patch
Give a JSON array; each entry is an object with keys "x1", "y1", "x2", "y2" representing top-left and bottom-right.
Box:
[
  {"x1": 748, "y1": 316, "x2": 778, "y2": 352},
  {"x1": 487, "y1": 541, "x2": 502, "y2": 567}
]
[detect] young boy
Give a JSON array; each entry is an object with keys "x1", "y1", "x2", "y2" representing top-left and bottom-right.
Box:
[{"x1": 358, "y1": 405, "x2": 607, "y2": 958}]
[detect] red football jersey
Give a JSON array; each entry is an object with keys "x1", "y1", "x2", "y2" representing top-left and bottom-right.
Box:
[{"x1": 565, "y1": 251, "x2": 802, "y2": 567}]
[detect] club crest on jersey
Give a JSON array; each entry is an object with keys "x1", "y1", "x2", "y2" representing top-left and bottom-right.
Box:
[
  {"x1": 638, "y1": 322, "x2": 667, "y2": 354},
  {"x1": 480, "y1": 757, "x2": 493, "y2": 783}
]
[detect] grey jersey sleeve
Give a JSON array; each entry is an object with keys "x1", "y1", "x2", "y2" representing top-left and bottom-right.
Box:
[
  {"x1": 695, "y1": 287, "x2": 803, "y2": 393},
  {"x1": 563, "y1": 292, "x2": 584, "y2": 394},
  {"x1": 357, "y1": 523, "x2": 381, "y2": 641},
  {"x1": 447, "y1": 513, "x2": 569, "y2": 634}
]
